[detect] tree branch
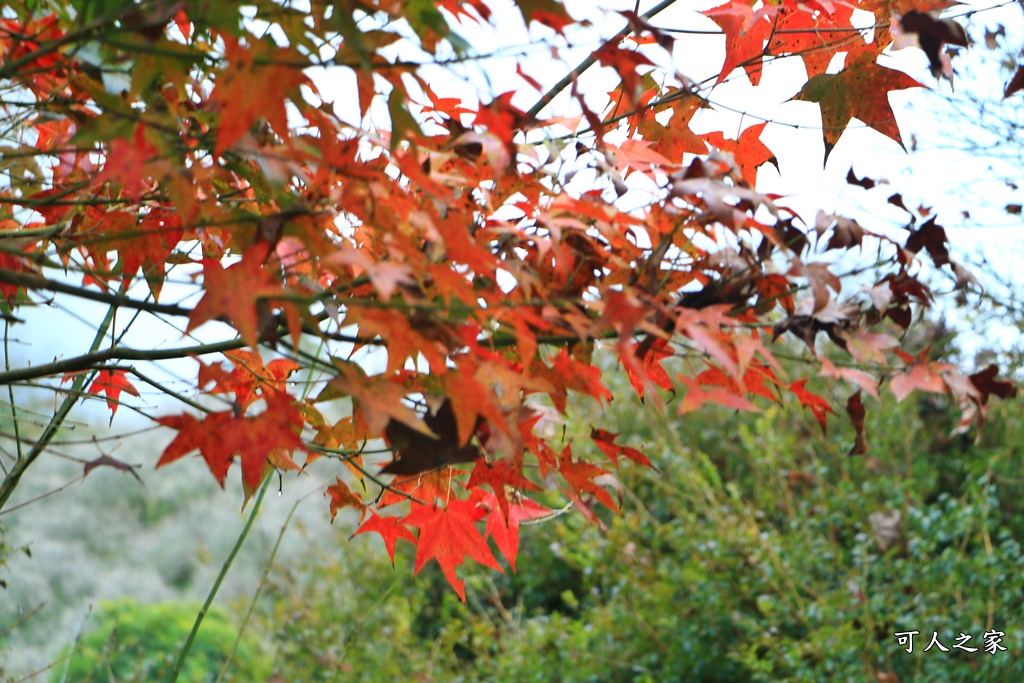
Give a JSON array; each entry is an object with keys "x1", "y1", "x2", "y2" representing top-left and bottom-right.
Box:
[
  {"x1": 0, "y1": 268, "x2": 192, "y2": 317},
  {"x1": 525, "y1": 0, "x2": 678, "y2": 121}
]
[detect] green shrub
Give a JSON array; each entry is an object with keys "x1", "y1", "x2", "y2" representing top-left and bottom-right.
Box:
[{"x1": 53, "y1": 598, "x2": 270, "y2": 683}]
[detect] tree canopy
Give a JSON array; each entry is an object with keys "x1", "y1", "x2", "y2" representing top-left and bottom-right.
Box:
[{"x1": 0, "y1": 0, "x2": 1017, "y2": 601}]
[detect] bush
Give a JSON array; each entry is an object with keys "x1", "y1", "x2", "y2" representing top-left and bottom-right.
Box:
[
  {"x1": 53, "y1": 598, "x2": 270, "y2": 683},
  {"x1": 252, "y1": 354, "x2": 1024, "y2": 683}
]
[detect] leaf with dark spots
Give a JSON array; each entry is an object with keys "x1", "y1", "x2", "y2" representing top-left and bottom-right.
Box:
[
  {"x1": 793, "y1": 53, "x2": 923, "y2": 163},
  {"x1": 381, "y1": 399, "x2": 482, "y2": 475}
]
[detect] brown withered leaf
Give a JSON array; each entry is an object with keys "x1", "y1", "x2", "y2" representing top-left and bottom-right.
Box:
[
  {"x1": 325, "y1": 477, "x2": 364, "y2": 522},
  {"x1": 985, "y1": 24, "x2": 1005, "y2": 49},
  {"x1": 950, "y1": 261, "x2": 980, "y2": 290},
  {"x1": 772, "y1": 300, "x2": 858, "y2": 353},
  {"x1": 969, "y1": 364, "x2": 1017, "y2": 404},
  {"x1": 900, "y1": 11, "x2": 969, "y2": 78},
  {"x1": 826, "y1": 216, "x2": 864, "y2": 251},
  {"x1": 1004, "y1": 66, "x2": 1024, "y2": 99},
  {"x1": 777, "y1": 217, "x2": 809, "y2": 255},
  {"x1": 380, "y1": 398, "x2": 482, "y2": 475},
  {"x1": 868, "y1": 509, "x2": 902, "y2": 552},
  {"x1": 846, "y1": 168, "x2": 875, "y2": 190},
  {"x1": 903, "y1": 216, "x2": 949, "y2": 267},
  {"x1": 83, "y1": 454, "x2": 143, "y2": 483},
  {"x1": 887, "y1": 193, "x2": 914, "y2": 222}
]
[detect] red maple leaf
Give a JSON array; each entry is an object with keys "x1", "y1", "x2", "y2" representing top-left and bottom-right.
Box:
[
  {"x1": 477, "y1": 490, "x2": 551, "y2": 570},
  {"x1": 702, "y1": 122, "x2": 778, "y2": 187},
  {"x1": 594, "y1": 44, "x2": 654, "y2": 106},
  {"x1": 590, "y1": 428, "x2": 652, "y2": 468},
  {"x1": 186, "y1": 243, "x2": 287, "y2": 348},
  {"x1": 352, "y1": 511, "x2": 416, "y2": 565},
  {"x1": 677, "y1": 374, "x2": 759, "y2": 414},
  {"x1": 555, "y1": 444, "x2": 618, "y2": 511},
  {"x1": 91, "y1": 125, "x2": 161, "y2": 201},
  {"x1": 789, "y1": 379, "x2": 836, "y2": 434},
  {"x1": 703, "y1": 0, "x2": 775, "y2": 85},
  {"x1": 155, "y1": 392, "x2": 305, "y2": 489},
  {"x1": 626, "y1": 337, "x2": 675, "y2": 401},
  {"x1": 98, "y1": 210, "x2": 183, "y2": 300},
  {"x1": 889, "y1": 361, "x2": 956, "y2": 401},
  {"x1": 467, "y1": 457, "x2": 539, "y2": 524},
  {"x1": 403, "y1": 499, "x2": 502, "y2": 601},
  {"x1": 198, "y1": 349, "x2": 299, "y2": 410},
  {"x1": 63, "y1": 369, "x2": 140, "y2": 420}
]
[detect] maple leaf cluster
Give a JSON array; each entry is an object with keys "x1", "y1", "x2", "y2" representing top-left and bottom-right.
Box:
[{"x1": 0, "y1": 0, "x2": 1016, "y2": 599}]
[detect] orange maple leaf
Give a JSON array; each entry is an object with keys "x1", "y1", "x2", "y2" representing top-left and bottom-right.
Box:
[
  {"x1": 703, "y1": 0, "x2": 776, "y2": 86},
  {"x1": 210, "y1": 36, "x2": 309, "y2": 156},
  {"x1": 768, "y1": 5, "x2": 864, "y2": 80},
  {"x1": 325, "y1": 477, "x2": 364, "y2": 523},
  {"x1": 703, "y1": 122, "x2": 778, "y2": 187},
  {"x1": 198, "y1": 349, "x2": 299, "y2": 410},
  {"x1": 555, "y1": 444, "x2": 618, "y2": 511},
  {"x1": 92, "y1": 125, "x2": 161, "y2": 200}
]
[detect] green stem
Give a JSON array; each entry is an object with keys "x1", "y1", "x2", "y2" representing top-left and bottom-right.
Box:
[
  {"x1": 164, "y1": 477, "x2": 270, "y2": 683},
  {"x1": 213, "y1": 487, "x2": 320, "y2": 683}
]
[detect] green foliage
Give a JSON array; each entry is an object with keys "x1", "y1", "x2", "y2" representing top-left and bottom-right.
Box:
[
  {"x1": 54, "y1": 598, "x2": 271, "y2": 683},
  {"x1": 253, "y1": 350, "x2": 1024, "y2": 682}
]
